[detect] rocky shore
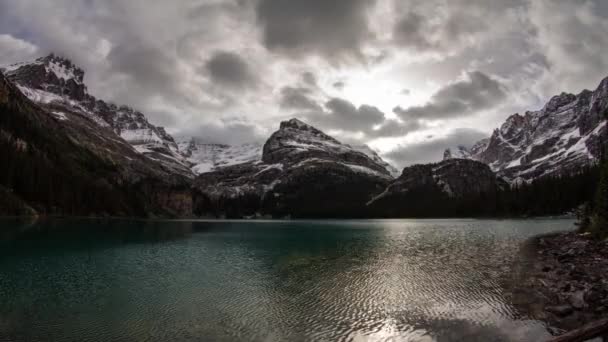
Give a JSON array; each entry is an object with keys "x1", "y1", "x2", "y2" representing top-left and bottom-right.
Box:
[{"x1": 511, "y1": 231, "x2": 608, "y2": 336}]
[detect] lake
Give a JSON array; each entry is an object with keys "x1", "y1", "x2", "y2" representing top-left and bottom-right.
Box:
[{"x1": 0, "y1": 218, "x2": 574, "y2": 341}]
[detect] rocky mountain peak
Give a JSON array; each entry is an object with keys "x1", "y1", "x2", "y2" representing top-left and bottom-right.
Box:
[
  {"x1": 499, "y1": 113, "x2": 527, "y2": 136},
  {"x1": 543, "y1": 92, "x2": 576, "y2": 112},
  {"x1": 596, "y1": 76, "x2": 608, "y2": 95},
  {"x1": 278, "y1": 118, "x2": 340, "y2": 143},
  {"x1": 443, "y1": 145, "x2": 471, "y2": 161},
  {"x1": 446, "y1": 75, "x2": 608, "y2": 181},
  {"x1": 263, "y1": 119, "x2": 392, "y2": 176},
  {"x1": 280, "y1": 118, "x2": 311, "y2": 130},
  {"x1": 40, "y1": 54, "x2": 85, "y2": 84},
  {"x1": 3, "y1": 53, "x2": 89, "y2": 102},
  {"x1": 2, "y1": 55, "x2": 193, "y2": 178}
]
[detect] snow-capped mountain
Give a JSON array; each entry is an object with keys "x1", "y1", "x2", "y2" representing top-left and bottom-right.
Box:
[
  {"x1": 445, "y1": 77, "x2": 608, "y2": 181},
  {"x1": 1, "y1": 54, "x2": 401, "y2": 180},
  {"x1": 0, "y1": 70, "x2": 193, "y2": 216},
  {"x1": 177, "y1": 138, "x2": 263, "y2": 175},
  {"x1": 194, "y1": 118, "x2": 396, "y2": 218},
  {"x1": 1, "y1": 54, "x2": 192, "y2": 177},
  {"x1": 262, "y1": 119, "x2": 395, "y2": 177},
  {"x1": 443, "y1": 139, "x2": 490, "y2": 161}
]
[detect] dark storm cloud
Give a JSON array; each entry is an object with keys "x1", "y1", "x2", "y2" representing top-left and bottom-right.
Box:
[
  {"x1": 386, "y1": 128, "x2": 487, "y2": 167},
  {"x1": 256, "y1": 0, "x2": 376, "y2": 59},
  {"x1": 304, "y1": 97, "x2": 383, "y2": 134},
  {"x1": 324, "y1": 98, "x2": 385, "y2": 131},
  {"x1": 279, "y1": 86, "x2": 322, "y2": 111},
  {"x1": 333, "y1": 81, "x2": 345, "y2": 90},
  {"x1": 107, "y1": 43, "x2": 179, "y2": 95},
  {"x1": 369, "y1": 120, "x2": 421, "y2": 138},
  {"x1": 205, "y1": 51, "x2": 258, "y2": 89},
  {"x1": 393, "y1": 71, "x2": 507, "y2": 120},
  {"x1": 303, "y1": 97, "x2": 422, "y2": 138},
  {"x1": 529, "y1": 0, "x2": 608, "y2": 93},
  {"x1": 393, "y1": 12, "x2": 434, "y2": 51},
  {"x1": 301, "y1": 72, "x2": 317, "y2": 87},
  {"x1": 391, "y1": 0, "x2": 522, "y2": 55}
]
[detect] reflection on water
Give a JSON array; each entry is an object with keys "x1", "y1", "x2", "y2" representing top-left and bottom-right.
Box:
[{"x1": 0, "y1": 218, "x2": 573, "y2": 341}]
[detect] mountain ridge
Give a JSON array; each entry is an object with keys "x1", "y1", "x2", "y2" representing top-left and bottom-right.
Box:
[
  {"x1": 445, "y1": 76, "x2": 608, "y2": 181},
  {"x1": 1, "y1": 55, "x2": 400, "y2": 178},
  {"x1": 2, "y1": 54, "x2": 193, "y2": 178},
  {"x1": 0, "y1": 69, "x2": 193, "y2": 216}
]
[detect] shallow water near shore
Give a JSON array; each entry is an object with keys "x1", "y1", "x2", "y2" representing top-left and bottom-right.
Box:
[{"x1": 0, "y1": 218, "x2": 574, "y2": 341}]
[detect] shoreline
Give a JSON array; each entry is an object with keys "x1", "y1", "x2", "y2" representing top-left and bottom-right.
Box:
[{"x1": 510, "y1": 231, "x2": 608, "y2": 336}]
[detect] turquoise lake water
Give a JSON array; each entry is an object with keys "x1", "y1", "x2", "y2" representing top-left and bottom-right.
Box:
[{"x1": 0, "y1": 218, "x2": 574, "y2": 341}]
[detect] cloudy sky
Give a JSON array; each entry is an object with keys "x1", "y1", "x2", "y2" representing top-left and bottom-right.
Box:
[{"x1": 1, "y1": 0, "x2": 607, "y2": 168}]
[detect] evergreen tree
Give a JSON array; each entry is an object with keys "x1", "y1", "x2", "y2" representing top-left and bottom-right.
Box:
[{"x1": 589, "y1": 160, "x2": 608, "y2": 238}]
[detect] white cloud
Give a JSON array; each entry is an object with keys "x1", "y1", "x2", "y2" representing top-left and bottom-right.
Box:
[{"x1": 0, "y1": 34, "x2": 38, "y2": 65}]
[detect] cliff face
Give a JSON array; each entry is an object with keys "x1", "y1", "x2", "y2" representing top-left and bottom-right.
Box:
[
  {"x1": 194, "y1": 119, "x2": 393, "y2": 218},
  {"x1": 0, "y1": 71, "x2": 192, "y2": 217},
  {"x1": 445, "y1": 77, "x2": 608, "y2": 182}
]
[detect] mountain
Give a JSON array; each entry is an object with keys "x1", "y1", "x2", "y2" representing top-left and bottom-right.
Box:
[
  {"x1": 192, "y1": 119, "x2": 508, "y2": 218},
  {"x1": 193, "y1": 119, "x2": 395, "y2": 218},
  {"x1": 176, "y1": 138, "x2": 262, "y2": 175},
  {"x1": 445, "y1": 77, "x2": 608, "y2": 181},
  {"x1": 1, "y1": 55, "x2": 402, "y2": 179},
  {"x1": 0, "y1": 70, "x2": 192, "y2": 216},
  {"x1": 367, "y1": 159, "x2": 508, "y2": 217},
  {"x1": 1, "y1": 54, "x2": 192, "y2": 178}
]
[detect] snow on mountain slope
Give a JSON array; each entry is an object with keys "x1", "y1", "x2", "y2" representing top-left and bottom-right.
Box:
[
  {"x1": 444, "y1": 77, "x2": 608, "y2": 181},
  {"x1": 194, "y1": 118, "x2": 393, "y2": 218},
  {"x1": 177, "y1": 138, "x2": 262, "y2": 175},
  {"x1": 351, "y1": 145, "x2": 400, "y2": 177},
  {"x1": 2, "y1": 54, "x2": 192, "y2": 177},
  {"x1": 263, "y1": 119, "x2": 395, "y2": 177},
  {"x1": 178, "y1": 122, "x2": 399, "y2": 177}
]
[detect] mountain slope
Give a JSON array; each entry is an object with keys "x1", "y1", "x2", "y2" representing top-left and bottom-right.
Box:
[
  {"x1": 351, "y1": 145, "x2": 401, "y2": 177},
  {"x1": 2, "y1": 54, "x2": 192, "y2": 178},
  {"x1": 0, "y1": 71, "x2": 192, "y2": 217},
  {"x1": 177, "y1": 138, "x2": 262, "y2": 175},
  {"x1": 367, "y1": 159, "x2": 508, "y2": 217},
  {"x1": 193, "y1": 119, "x2": 393, "y2": 218},
  {"x1": 445, "y1": 77, "x2": 608, "y2": 181}
]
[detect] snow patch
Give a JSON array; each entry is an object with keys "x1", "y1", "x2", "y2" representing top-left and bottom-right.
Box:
[
  {"x1": 51, "y1": 111, "x2": 68, "y2": 121},
  {"x1": 17, "y1": 85, "x2": 63, "y2": 104},
  {"x1": 46, "y1": 61, "x2": 81, "y2": 84},
  {"x1": 341, "y1": 163, "x2": 391, "y2": 179}
]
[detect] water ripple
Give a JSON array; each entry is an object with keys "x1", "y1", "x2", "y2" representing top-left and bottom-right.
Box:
[{"x1": 0, "y1": 218, "x2": 573, "y2": 341}]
